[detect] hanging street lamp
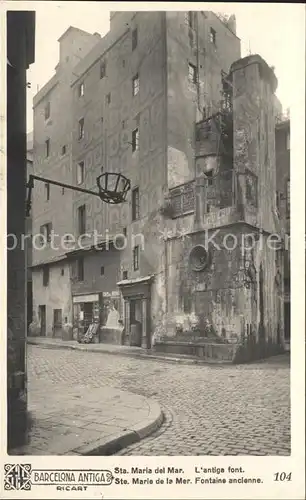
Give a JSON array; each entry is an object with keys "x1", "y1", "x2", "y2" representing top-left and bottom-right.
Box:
[{"x1": 25, "y1": 171, "x2": 131, "y2": 217}]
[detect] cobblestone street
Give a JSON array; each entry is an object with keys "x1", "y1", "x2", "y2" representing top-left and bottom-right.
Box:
[{"x1": 27, "y1": 345, "x2": 290, "y2": 456}]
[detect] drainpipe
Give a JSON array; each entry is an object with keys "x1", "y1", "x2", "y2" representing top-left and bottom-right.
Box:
[
  {"x1": 164, "y1": 235, "x2": 168, "y2": 315},
  {"x1": 195, "y1": 12, "x2": 202, "y2": 118},
  {"x1": 163, "y1": 11, "x2": 169, "y2": 317}
]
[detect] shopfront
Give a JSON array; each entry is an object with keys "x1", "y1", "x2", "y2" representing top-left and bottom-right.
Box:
[
  {"x1": 118, "y1": 276, "x2": 153, "y2": 349},
  {"x1": 72, "y1": 293, "x2": 101, "y2": 338},
  {"x1": 72, "y1": 291, "x2": 121, "y2": 339}
]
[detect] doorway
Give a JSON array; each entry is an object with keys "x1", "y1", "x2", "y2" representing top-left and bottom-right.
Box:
[
  {"x1": 38, "y1": 305, "x2": 46, "y2": 336},
  {"x1": 130, "y1": 299, "x2": 142, "y2": 325},
  {"x1": 284, "y1": 302, "x2": 290, "y2": 342},
  {"x1": 53, "y1": 308, "x2": 63, "y2": 338}
]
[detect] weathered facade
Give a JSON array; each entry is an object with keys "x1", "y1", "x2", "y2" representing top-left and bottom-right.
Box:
[
  {"x1": 7, "y1": 10, "x2": 35, "y2": 450},
  {"x1": 26, "y1": 132, "x2": 33, "y2": 328},
  {"x1": 31, "y1": 27, "x2": 101, "y2": 337},
  {"x1": 275, "y1": 117, "x2": 290, "y2": 347},
  {"x1": 31, "y1": 11, "x2": 286, "y2": 361}
]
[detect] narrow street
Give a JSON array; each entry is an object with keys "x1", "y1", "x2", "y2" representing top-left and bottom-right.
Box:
[{"x1": 27, "y1": 345, "x2": 290, "y2": 456}]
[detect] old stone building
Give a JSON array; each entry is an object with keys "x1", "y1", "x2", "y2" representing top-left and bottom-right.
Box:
[
  {"x1": 26, "y1": 132, "x2": 33, "y2": 329},
  {"x1": 31, "y1": 11, "x2": 287, "y2": 361},
  {"x1": 31, "y1": 27, "x2": 101, "y2": 336},
  {"x1": 275, "y1": 116, "x2": 290, "y2": 348}
]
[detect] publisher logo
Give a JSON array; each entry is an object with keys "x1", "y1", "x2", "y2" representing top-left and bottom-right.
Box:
[
  {"x1": 4, "y1": 464, "x2": 32, "y2": 491},
  {"x1": 4, "y1": 466, "x2": 113, "y2": 491}
]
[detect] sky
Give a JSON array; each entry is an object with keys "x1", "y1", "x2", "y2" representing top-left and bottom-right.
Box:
[{"x1": 18, "y1": 1, "x2": 305, "y2": 132}]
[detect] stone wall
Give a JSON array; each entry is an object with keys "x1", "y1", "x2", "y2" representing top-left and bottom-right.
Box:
[
  {"x1": 156, "y1": 222, "x2": 284, "y2": 360},
  {"x1": 32, "y1": 262, "x2": 72, "y2": 336},
  {"x1": 7, "y1": 11, "x2": 35, "y2": 450},
  {"x1": 70, "y1": 248, "x2": 121, "y2": 296},
  {"x1": 231, "y1": 55, "x2": 278, "y2": 233},
  {"x1": 32, "y1": 30, "x2": 100, "y2": 268},
  {"x1": 166, "y1": 11, "x2": 240, "y2": 189},
  {"x1": 70, "y1": 12, "x2": 168, "y2": 332}
]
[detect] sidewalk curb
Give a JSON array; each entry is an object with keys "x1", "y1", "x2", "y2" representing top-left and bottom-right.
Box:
[
  {"x1": 27, "y1": 339, "x2": 232, "y2": 366},
  {"x1": 72, "y1": 402, "x2": 164, "y2": 456}
]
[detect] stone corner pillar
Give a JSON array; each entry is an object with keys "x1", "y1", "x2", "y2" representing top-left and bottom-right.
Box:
[{"x1": 7, "y1": 11, "x2": 35, "y2": 451}]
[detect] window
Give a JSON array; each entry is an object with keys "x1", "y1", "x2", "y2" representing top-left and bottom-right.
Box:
[
  {"x1": 78, "y1": 205, "x2": 86, "y2": 235},
  {"x1": 40, "y1": 223, "x2": 52, "y2": 244},
  {"x1": 44, "y1": 182, "x2": 50, "y2": 201},
  {"x1": 100, "y1": 266, "x2": 105, "y2": 276},
  {"x1": 286, "y1": 179, "x2": 290, "y2": 216},
  {"x1": 62, "y1": 187, "x2": 65, "y2": 195},
  {"x1": 43, "y1": 266, "x2": 49, "y2": 287},
  {"x1": 276, "y1": 191, "x2": 280, "y2": 214},
  {"x1": 78, "y1": 82, "x2": 84, "y2": 97},
  {"x1": 132, "y1": 128, "x2": 139, "y2": 152},
  {"x1": 45, "y1": 138, "x2": 50, "y2": 157},
  {"x1": 123, "y1": 270, "x2": 128, "y2": 280},
  {"x1": 188, "y1": 63, "x2": 197, "y2": 84},
  {"x1": 132, "y1": 187, "x2": 140, "y2": 221},
  {"x1": 185, "y1": 11, "x2": 194, "y2": 28},
  {"x1": 122, "y1": 120, "x2": 126, "y2": 129},
  {"x1": 77, "y1": 161, "x2": 85, "y2": 185},
  {"x1": 77, "y1": 258, "x2": 84, "y2": 281},
  {"x1": 100, "y1": 60, "x2": 106, "y2": 79},
  {"x1": 78, "y1": 118, "x2": 84, "y2": 140},
  {"x1": 132, "y1": 74, "x2": 139, "y2": 96},
  {"x1": 133, "y1": 245, "x2": 140, "y2": 271},
  {"x1": 106, "y1": 92, "x2": 111, "y2": 105},
  {"x1": 44, "y1": 102, "x2": 50, "y2": 120},
  {"x1": 132, "y1": 28, "x2": 138, "y2": 50},
  {"x1": 286, "y1": 131, "x2": 290, "y2": 150},
  {"x1": 205, "y1": 170, "x2": 213, "y2": 186},
  {"x1": 210, "y1": 28, "x2": 216, "y2": 44},
  {"x1": 61, "y1": 268, "x2": 65, "y2": 276},
  {"x1": 123, "y1": 227, "x2": 127, "y2": 236},
  {"x1": 61, "y1": 145, "x2": 67, "y2": 155}
]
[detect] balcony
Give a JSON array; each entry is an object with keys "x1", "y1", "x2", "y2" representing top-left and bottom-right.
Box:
[
  {"x1": 168, "y1": 181, "x2": 195, "y2": 218},
  {"x1": 166, "y1": 170, "x2": 236, "y2": 219}
]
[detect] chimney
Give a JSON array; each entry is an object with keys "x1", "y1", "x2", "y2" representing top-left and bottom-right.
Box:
[
  {"x1": 230, "y1": 54, "x2": 278, "y2": 232},
  {"x1": 227, "y1": 15, "x2": 236, "y2": 35}
]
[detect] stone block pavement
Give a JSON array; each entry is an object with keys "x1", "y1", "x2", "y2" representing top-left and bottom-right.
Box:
[
  {"x1": 10, "y1": 384, "x2": 163, "y2": 456},
  {"x1": 12, "y1": 339, "x2": 290, "y2": 456},
  {"x1": 27, "y1": 336, "x2": 227, "y2": 365}
]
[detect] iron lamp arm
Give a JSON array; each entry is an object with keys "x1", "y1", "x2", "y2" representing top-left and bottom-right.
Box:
[
  {"x1": 25, "y1": 173, "x2": 130, "y2": 217},
  {"x1": 25, "y1": 174, "x2": 103, "y2": 217}
]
